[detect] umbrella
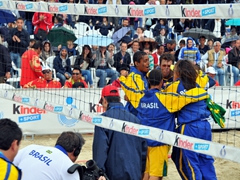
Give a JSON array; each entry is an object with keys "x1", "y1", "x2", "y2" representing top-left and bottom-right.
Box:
[
  {"x1": 47, "y1": 27, "x2": 77, "y2": 47},
  {"x1": 74, "y1": 35, "x2": 113, "y2": 46},
  {"x1": 183, "y1": 28, "x2": 216, "y2": 40},
  {"x1": 206, "y1": 98, "x2": 226, "y2": 128},
  {"x1": 0, "y1": 10, "x2": 16, "y2": 23},
  {"x1": 129, "y1": 37, "x2": 157, "y2": 52},
  {"x1": 112, "y1": 27, "x2": 131, "y2": 44},
  {"x1": 225, "y1": 19, "x2": 240, "y2": 26},
  {"x1": 222, "y1": 36, "x2": 239, "y2": 48}
]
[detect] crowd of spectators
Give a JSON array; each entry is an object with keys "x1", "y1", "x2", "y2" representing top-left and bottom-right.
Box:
[{"x1": 1, "y1": 0, "x2": 240, "y2": 88}]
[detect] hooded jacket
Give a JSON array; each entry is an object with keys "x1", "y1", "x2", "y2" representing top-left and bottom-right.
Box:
[
  {"x1": 93, "y1": 102, "x2": 147, "y2": 180},
  {"x1": 53, "y1": 47, "x2": 71, "y2": 75},
  {"x1": 40, "y1": 41, "x2": 55, "y2": 63},
  {"x1": 178, "y1": 37, "x2": 201, "y2": 63}
]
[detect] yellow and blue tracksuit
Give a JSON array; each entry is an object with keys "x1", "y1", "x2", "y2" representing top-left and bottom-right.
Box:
[
  {"x1": 120, "y1": 66, "x2": 148, "y2": 116},
  {"x1": 164, "y1": 77, "x2": 217, "y2": 180},
  {"x1": 0, "y1": 152, "x2": 22, "y2": 180}
]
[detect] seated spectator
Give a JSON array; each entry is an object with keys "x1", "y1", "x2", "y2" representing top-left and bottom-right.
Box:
[
  {"x1": 0, "y1": 38, "x2": 11, "y2": 83},
  {"x1": 67, "y1": 40, "x2": 79, "y2": 57},
  {"x1": 143, "y1": 48, "x2": 154, "y2": 70},
  {"x1": 107, "y1": 43, "x2": 115, "y2": 55},
  {"x1": 133, "y1": 27, "x2": 145, "y2": 39},
  {"x1": 112, "y1": 66, "x2": 129, "y2": 88},
  {"x1": 114, "y1": 42, "x2": 131, "y2": 72},
  {"x1": 206, "y1": 67, "x2": 219, "y2": 86},
  {"x1": 95, "y1": 17, "x2": 113, "y2": 36},
  {"x1": 198, "y1": 36, "x2": 210, "y2": 55},
  {"x1": 175, "y1": 19, "x2": 188, "y2": 41},
  {"x1": 201, "y1": 41, "x2": 226, "y2": 86},
  {"x1": 74, "y1": 45, "x2": 94, "y2": 87},
  {"x1": 164, "y1": 40, "x2": 176, "y2": 54},
  {"x1": 93, "y1": 46, "x2": 119, "y2": 87},
  {"x1": 152, "y1": 44, "x2": 165, "y2": 68},
  {"x1": 53, "y1": 46, "x2": 72, "y2": 86},
  {"x1": 175, "y1": 39, "x2": 185, "y2": 62},
  {"x1": 40, "y1": 40, "x2": 55, "y2": 64},
  {"x1": 178, "y1": 37, "x2": 201, "y2": 64},
  {"x1": 155, "y1": 28, "x2": 168, "y2": 45},
  {"x1": 208, "y1": 39, "x2": 214, "y2": 50},
  {"x1": 53, "y1": 14, "x2": 64, "y2": 28},
  {"x1": 127, "y1": 40, "x2": 140, "y2": 66},
  {"x1": 64, "y1": 67, "x2": 88, "y2": 88},
  {"x1": 23, "y1": 65, "x2": 61, "y2": 88},
  {"x1": 227, "y1": 39, "x2": 240, "y2": 84},
  {"x1": 153, "y1": 19, "x2": 169, "y2": 37}
]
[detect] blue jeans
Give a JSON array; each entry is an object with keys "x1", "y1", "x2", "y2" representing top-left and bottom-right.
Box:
[
  {"x1": 96, "y1": 68, "x2": 119, "y2": 88},
  {"x1": 25, "y1": 20, "x2": 33, "y2": 35},
  {"x1": 57, "y1": 72, "x2": 71, "y2": 87},
  {"x1": 214, "y1": 67, "x2": 225, "y2": 86},
  {"x1": 82, "y1": 69, "x2": 93, "y2": 86},
  {"x1": 228, "y1": 66, "x2": 239, "y2": 84},
  {"x1": 10, "y1": 52, "x2": 21, "y2": 68}
]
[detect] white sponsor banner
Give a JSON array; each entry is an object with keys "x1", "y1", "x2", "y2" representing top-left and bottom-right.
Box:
[
  {"x1": 0, "y1": 0, "x2": 238, "y2": 18},
  {"x1": 0, "y1": 88, "x2": 240, "y2": 164}
]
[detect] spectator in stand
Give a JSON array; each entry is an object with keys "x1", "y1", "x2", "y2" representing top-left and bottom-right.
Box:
[
  {"x1": 93, "y1": 46, "x2": 119, "y2": 87},
  {"x1": 0, "y1": 118, "x2": 22, "y2": 180},
  {"x1": 114, "y1": 42, "x2": 131, "y2": 72},
  {"x1": 95, "y1": 17, "x2": 113, "y2": 36},
  {"x1": 175, "y1": 39, "x2": 185, "y2": 62},
  {"x1": 74, "y1": 45, "x2": 94, "y2": 87},
  {"x1": 198, "y1": 36, "x2": 210, "y2": 55},
  {"x1": 67, "y1": 40, "x2": 79, "y2": 57},
  {"x1": 153, "y1": 19, "x2": 169, "y2": 37},
  {"x1": 228, "y1": 39, "x2": 240, "y2": 84},
  {"x1": 178, "y1": 37, "x2": 201, "y2": 64},
  {"x1": 53, "y1": 46, "x2": 72, "y2": 86},
  {"x1": 23, "y1": 65, "x2": 61, "y2": 88},
  {"x1": 208, "y1": 39, "x2": 214, "y2": 50},
  {"x1": 32, "y1": 11, "x2": 52, "y2": 42},
  {"x1": 155, "y1": 28, "x2": 168, "y2": 46},
  {"x1": 6, "y1": 17, "x2": 29, "y2": 69},
  {"x1": 52, "y1": 14, "x2": 64, "y2": 28},
  {"x1": 107, "y1": 43, "x2": 115, "y2": 55},
  {"x1": 127, "y1": 40, "x2": 140, "y2": 66},
  {"x1": 20, "y1": 41, "x2": 44, "y2": 87},
  {"x1": 40, "y1": 40, "x2": 55, "y2": 64},
  {"x1": 204, "y1": 19, "x2": 225, "y2": 42},
  {"x1": 0, "y1": 38, "x2": 11, "y2": 83},
  {"x1": 133, "y1": 27, "x2": 145, "y2": 39},
  {"x1": 64, "y1": 67, "x2": 88, "y2": 88},
  {"x1": 175, "y1": 19, "x2": 188, "y2": 41},
  {"x1": 143, "y1": 48, "x2": 154, "y2": 70},
  {"x1": 164, "y1": 40, "x2": 176, "y2": 54},
  {"x1": 206, "y1": 67, "x2": 219, "y2": 86},
  {"x1": 152, "y1": 44, "x2": 165, "y2": 68},
  {"x1": 112, "y1": 66, "x2": 129, "y2": 88},
  {"x1": 201, "y1": 41, "x2": 226, "y2": 86}
]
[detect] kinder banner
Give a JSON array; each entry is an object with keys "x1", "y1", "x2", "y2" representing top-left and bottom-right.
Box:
[{"x1": 0, "y1": 0, "x2": 238, "y2": 18}]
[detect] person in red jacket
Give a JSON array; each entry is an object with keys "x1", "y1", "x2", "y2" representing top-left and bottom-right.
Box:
[
  {"x1": 152, "y1": 44, "x2": 164, "y2": 68},
  {"x1": 32, "y1": 11, "x2": 52, "y2": 41},
  {"x1": 64, "y1": 67, "x2": 88, "y2": 88},
  {"x1": 23, "y1": 65, "x2": 61, "y2": 88},
  {"x1": 20, "y1": 41, "x2": 44, "y2": 87}
]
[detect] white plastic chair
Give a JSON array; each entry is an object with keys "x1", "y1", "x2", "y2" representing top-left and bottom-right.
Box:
[
  {"x1": 87, "y1": 29, "x2": 101, "y2": 36},
  {"x1": 46, "y1": 56, "x2": 58, "y2": 80},
  {"x1": 7, "y1": 61, "x2": 21, "y2": 84},
  {"x1": 69, "y1": 55, "x2": 77, "y2": 68},
  {"x1": 74, "y1": 22, "x2": 91, "y2": 38},
  {"x1": 90, "y1": 67, "x2": 113, "y2": 88},
  {"x1": 144, "y1": 30, "x2": 153, "y2": 38}
]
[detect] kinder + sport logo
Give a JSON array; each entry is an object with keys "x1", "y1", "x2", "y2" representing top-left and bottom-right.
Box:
[
  {"x1": 48, "y1": 5, "x2": 68, "y2": 12},
  {"x1": 121, "y1": 122, "x2": 149, "y2": 136},
  {"x1": 128, "y1": 6, "x2": 155, "y2": 17},
  {"x1": 16, "y1": 3, "x2": 33, "y2": 10},
  {"x1": 84, "y1": 6, "x2": 107, "y2": 15},
  {"x1": 181, "y1": 6, "x2": 215, "y2": 17},
  {"x1": 174, "y1": 135, "x2": 193, "y2": 150}
]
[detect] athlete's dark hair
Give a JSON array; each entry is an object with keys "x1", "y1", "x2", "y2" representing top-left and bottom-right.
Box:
[
  {"x1": 174, "y1": 60, "x2": 197, "y2": 90},
  {"x1": 148, "y1": 69, "x2": 163, "y2": 86},
  {"x1": 55, "y1": 132, "x2": 85, "y2": 153},
  {"x1": 133, "y1": 51, "x2": 147, "y2": 66},
  {"x1": 160, "y1": 53, "x2": 175, "y2": 65},
  {"x1": 0, "y1": 118, "x2": 22, "y2": 150}
]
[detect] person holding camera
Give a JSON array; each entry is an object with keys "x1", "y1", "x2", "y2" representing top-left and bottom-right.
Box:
[
  {"x1": 93, "y1": 85, "x2": 147, "y2": 180},
  {"x1": 13, "y1": 132, "x2": 86, "y2": 180}
]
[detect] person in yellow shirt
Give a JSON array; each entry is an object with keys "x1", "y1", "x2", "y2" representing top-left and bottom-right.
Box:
[{"x1": 0, "y1": 118, "x2": 22, "y2": 180}]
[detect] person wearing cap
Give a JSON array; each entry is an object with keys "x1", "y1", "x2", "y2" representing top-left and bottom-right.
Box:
[
  {"x1": 53, "y1": 46, "x2": 72, "y2": 86},
  {"x1": 120, "y1": 51, "x2": 149, "y2": 116},
  {"x1": 206, "y1": 67, "x2": 219, "y2": 86},
  {"x1": 93, "y1": 85, "x2": 147, "y2": 180},
  {"x1": 20, "y1": 41, "x2": 44, "y2": 87},
  {"x1": 23, "y1": 65, "x2": 61, "y2": 88},
  {"x1": 128, "y1": 69, "x2": 210, "y2": 180},
  {"x1": 64, "y1": 67, "x2": 88, "y2": 88},
  {"x1": 112, "y1": 66, "x2": 129, "y2": 88}
]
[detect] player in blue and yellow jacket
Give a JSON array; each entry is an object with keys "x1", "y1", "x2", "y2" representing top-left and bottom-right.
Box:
[
  {"x1": 164, "y1": 60, "x2": 217, "y2": 180},
  {"x1": 0, "y1": 119, "x2": 22, "y2": 180},
  {"x1": 120, "y1": 51, "x2": 149, "y2": 116},
  {"x1": 122, "y1": 69, "x2": 210, "y2": 180}
]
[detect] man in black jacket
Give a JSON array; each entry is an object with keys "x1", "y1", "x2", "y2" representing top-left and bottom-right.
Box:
[
  {"x1": 0, "y1": 43, "x2": 11, "y2": 83},
  {"x1": 114, "y1": 42, "x2": 131, "y2": 72},
  {"x1": 6, "y1": 17, "x2": 30, "y2": 69}
]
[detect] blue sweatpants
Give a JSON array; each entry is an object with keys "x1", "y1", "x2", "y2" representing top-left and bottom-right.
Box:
[{"x1": 172, "y1": 120, "x2": 217, "y2": 180}]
